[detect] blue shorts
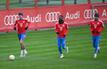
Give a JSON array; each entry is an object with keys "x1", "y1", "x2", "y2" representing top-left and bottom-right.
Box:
[
  {"x1": 18, "y1": 34, "x2": 26, "y2": 41},
  {"x1": 92, "y1": 36, "x2": 101, "y2": 49},
  {"x1": 57, "y1": 37, "x2": 66, "y2": 49}
]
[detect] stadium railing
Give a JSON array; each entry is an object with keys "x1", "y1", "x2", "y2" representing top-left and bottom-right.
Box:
[{"x1": 2, "y1": 0, "x2": 107, "y2": 10}]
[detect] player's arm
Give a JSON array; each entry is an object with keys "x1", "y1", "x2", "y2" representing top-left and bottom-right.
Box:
[
  {"x1": 64, "y1": 24, "x2": 68, "y2": 35},
  {"x1": 90, "y1": 27, "x2": 95, "y2": 32},
  {"x1": 25, "y1": 21, "x2": 30, "y2": 30},
  {"x1": 55, "y1": 24, "x2": 59, "y2": 34},
  {"x1": 102, "y1": 22, "x2": 105, "y2": 28},
  {"x1": 89, "y1": 22, "x2": 95, "y2": 32},
  {"x1": 98, "y1": 22, "x2": 104, "y2": 32},
  {"x1": 14, "y1": 21, "x2": 17, "y2": 30},
  {"x1": 88, "y1": 20, "x2": 95, "y2": 32}
]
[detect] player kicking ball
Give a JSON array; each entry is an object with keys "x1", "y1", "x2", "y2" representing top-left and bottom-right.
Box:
[
  {"x1": 14, "y1": 13, "x2": 30, "y2": 57},
  {"x1": 55, "y1": 15, "x2": 69, "y2": 58},
  {"x1": 89, "y1": 12, "x2": 104, "y2": 58}
]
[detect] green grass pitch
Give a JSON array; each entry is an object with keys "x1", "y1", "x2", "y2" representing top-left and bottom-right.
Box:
[{"x1": 0, "y1": 25, "x2": 107, "y2": 69}]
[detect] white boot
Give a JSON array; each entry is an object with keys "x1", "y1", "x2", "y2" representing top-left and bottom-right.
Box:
[
  {"x1": 60, "y1": 54, "x2": 64, "y2": 58},
  {"x1": 24, "y1": 49, "x2": 28, "y2": 55},
  {"x1": 20, "y1": 50, "x2": 24, "y2": 57},
  {"x1": 94, "y1": 54, "x2": 97, "y2": 59}
]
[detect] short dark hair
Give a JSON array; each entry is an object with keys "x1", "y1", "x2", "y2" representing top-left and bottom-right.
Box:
[
  {"x1": 18, "y1": 13, "x2": 23, "y2": 16},
  {"x1": 94, "y1": 13, "x2": 99, "y2": 18},
  {"x1": 59, "y1": 19, "x2": 64, "y2": 24},
  {"x1": 58, "y1": 15, "x2": 64, "y2": 24},
  {"x1": 59, "y1": 15, "x2": 63, "y2": 20}
]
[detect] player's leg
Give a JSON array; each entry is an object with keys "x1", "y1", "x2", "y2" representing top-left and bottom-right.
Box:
[
  {"x1": 21, "y1": 34, "x2": 28, "y2": 56},
  {"x1": 19, "y1": 40, "x2": 25, "y2": 57},
  {"x1": 92, "y1": 36, "x2": 96, "y2": 49},
  {"x1": 92, "y1": 36, "x2": 97, "y2": 58},
  {"x1": 18, "y1": 34, "x2": 23, "y2": 57},
  {"x1": 62, "y1": 37, "x2": 69, "y2": 53},
  {"x1": 95, "y1": 36, "x2": 100, "y2": 54},
  {"x1": 57, "y1": 37, "x2": 63, "y2": 58},
  {"x1": 93, "y1": 36, "x2": 100, "y2": 58},
  {"x1": 18, "y1": 34, "x2": 27, "y2": 57}
]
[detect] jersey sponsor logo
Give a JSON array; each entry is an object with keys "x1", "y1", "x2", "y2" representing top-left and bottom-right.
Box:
[
  {"x1": 93, "y1": 24, "x2": 97, "y2": 28},
  {"x1": 19, "y1": 23, "x2": 23, "y2": 28},
  {"x1": 58, "y1": 24, "x2": 65, "y2": 31},
  {"x1": 23, "y1": 21, "x2": 25, "y2": 23},
  {"x1": 59, "y1": 26, "x2": 63, "y2": 31}
]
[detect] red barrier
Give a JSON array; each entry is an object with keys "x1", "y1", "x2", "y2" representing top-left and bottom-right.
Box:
[{"x1": 0, "y1": 3, "x2": 107, "y2": 32}]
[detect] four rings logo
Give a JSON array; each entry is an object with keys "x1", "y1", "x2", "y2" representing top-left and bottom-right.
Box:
[
  {"x1": 84, "y1": 9, "x2": 98, "y2": 19},
  {"x1": 84, "y1": 9, "x2": 92, "y2": 19},
  {"x1": 45, "y1": 12, "x2": 61, "y2": 22},
  {"x1": 4, "y1": 15, "x2": 18, "y2": 26},
  {"x1": 5, "y1": 10, "x2": 97, "y2": 25}
]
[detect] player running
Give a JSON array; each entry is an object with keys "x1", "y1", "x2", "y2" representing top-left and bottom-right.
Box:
[
  {"x1": 89, "y1": 12, "x2": 104, "y2": 58},
  {"x1": 14, "y1": 13, "x2": 30, "y2": 57},
  {"x1": 55, "y1": 15, "x2": 69, "y2": 58}
]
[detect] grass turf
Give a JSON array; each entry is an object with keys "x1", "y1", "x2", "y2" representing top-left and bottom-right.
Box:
[{"x1": 0, "y1": 25, "x2": 107, "y2": 69}]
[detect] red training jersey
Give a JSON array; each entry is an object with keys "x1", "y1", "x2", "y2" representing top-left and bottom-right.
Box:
[
  {"x1": 89, "y1": 19, "x2": 104, "y2": 36},
  {"x1": 14, "y1": 19, "x2": 29, "y2": 34},
  {"x1": 55, "y1": 23, "x2": 68, "y2": 38}
]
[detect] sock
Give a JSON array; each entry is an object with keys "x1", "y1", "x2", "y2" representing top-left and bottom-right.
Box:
[
  {"x1": 20, "y1": 50, "x2": 24, "y2": 57},
  {"x1": 24, "y1": 49, "x2": 28, "y2": 54},
  {"x1": 58, "y1": 45, "x2": 62, "y2": 55}
]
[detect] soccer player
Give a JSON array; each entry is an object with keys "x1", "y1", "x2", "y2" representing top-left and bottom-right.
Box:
[
  {"x1": 14, "y1": 13, "x2": 29, "y2": 57},
  {"x1": 89, "y1": 12, "x2": 104, "y2": 58},
  {"x1": 55, "y1": 15, "x2": 69, "y2": 58}
]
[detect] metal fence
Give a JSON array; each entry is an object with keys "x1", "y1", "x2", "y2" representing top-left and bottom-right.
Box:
[{"x1": 0, "y1": 0, "x2": 107, "y2": 10}]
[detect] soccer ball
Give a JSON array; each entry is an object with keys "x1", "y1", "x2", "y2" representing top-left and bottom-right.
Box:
[{"x1": 9, "y1": 55, "x2": 15, "y2": 61}]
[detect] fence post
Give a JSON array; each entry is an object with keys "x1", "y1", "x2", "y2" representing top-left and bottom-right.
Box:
[
  {"x1": 102, "y1": 0, "x2": 105, "y2": 3},
  {"x1": 46, "y1": 0, "x2": 49, "y2": 5},
  {"x1": 88, "y1": 0, "x2": 91, "y2": 4},
  {"x1": 61, "y1": 0, "x2": 64, "y2": 6},
  {"x1": 34, "y1": 0, "x2": 38, "y2": 7},
  {"x1": 19, "y1": 0, "x2": 22, "y2": 3},
  {"x1": 74, "y1": 0, "x2": 77, "y2": 4},
  {"x1": 6, "y1": 0, "x2": 10, "y2": 10}
]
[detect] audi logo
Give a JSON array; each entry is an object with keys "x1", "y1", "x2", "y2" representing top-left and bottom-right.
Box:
[
  {"x1": 84, "y1": 9, "x2": 98, "y2": 19},
  {"x1": 4, "y1": 15, "x2": 18, "y2": 26},
  {"x1": 45, "y1": 12, "x2": 61, "y2": 22}
]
